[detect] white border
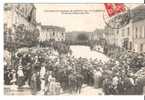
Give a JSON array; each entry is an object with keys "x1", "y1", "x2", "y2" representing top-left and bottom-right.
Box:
[
  {"x1": 3, "y1": 0, "x2": 144, "y2": 3},
  {"x1": 0, "y1": 0, "x2": 4, "y2": 96},
  {"x1": 1, "y1": 0, "x2": 145, "y2": 100}
]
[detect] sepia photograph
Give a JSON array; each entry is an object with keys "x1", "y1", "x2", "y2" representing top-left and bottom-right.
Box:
[{"x1": 3, "y1": 3, "x2": 145, "y2": 95}]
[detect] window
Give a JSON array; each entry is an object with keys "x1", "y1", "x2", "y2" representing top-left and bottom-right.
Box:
[
  {"x1": 62, "y1": 32, "x2": 64, "y2": 36},
  {"x1": 140, "y1": 44, "x2": 143, "y2": 52},
  {"x1": 116, "y1": 30, "x2": 119, "y2": 35},
  {"x1": 144, "y1": 26, "x2": 145, "y2": 38},
  {"x1": 122, "y1": 29, "x2": 125, "y2": 37},
  {"x1": 129, "y1": 42, "x2": 132, "y2": 50},
  {"x1": 136, "y1": 33, "x2": 138, "y2": 39},
  {"x1": 135, "y1": 27, "x2": 138, "y2": 38},
  {"x1": 16, "y1": 5, "x2": 20, "y2": 10},
  {"x1": 127, "y1": 27, "x2": 130, "y2": 36},
  {"x1": 53, "y1": 32, "x2": 55, "y2": 36},
  {"x1": 140, "y1": 26, "x2": 142, "y2": 38},
  {"x1": 4, "y1": 24, "x2": 7, "y2": 32}
]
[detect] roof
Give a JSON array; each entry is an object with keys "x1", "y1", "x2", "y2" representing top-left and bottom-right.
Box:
[
  {"x1": 131, "y1": 4, "x2": 145, "y2": 23},
  {"x1": 4, "y1": 4, "x2": 13, "y2": 11},
  {"x1": 41, "y1": 25, "x2": 65, "y2": 31},
  {"x1": 94, "y1": 29, "x2": 104, "y2": 33}
]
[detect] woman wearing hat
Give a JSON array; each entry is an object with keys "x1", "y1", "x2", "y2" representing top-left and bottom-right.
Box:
[
  {"x1": 17, "y1": 65, "x2": 24, "y2": 88},
  {"x1": 39, "y1": 64, "x2": 46, "y2": 94},
  {"x1": 49, "y1": 77, "x2": 57, "y2": 95},
  {"x1": 10, "y1": 69, "x2": 18, "y2": 90},
  {"x1": 30, "y1": 71, "x2": 38, "y2": 95}
]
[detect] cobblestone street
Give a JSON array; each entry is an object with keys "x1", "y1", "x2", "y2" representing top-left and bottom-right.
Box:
[{"x1": 4, "y1": 84, "x2": 104, "y2": 96}]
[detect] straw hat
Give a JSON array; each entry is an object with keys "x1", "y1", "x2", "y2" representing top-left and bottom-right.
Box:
[
  {"x1": 11, "y1": 69, "x2": 16, "y2": 72},
  {"x1": 18, "y1": 65, "x2": 23, "y2": 70}
]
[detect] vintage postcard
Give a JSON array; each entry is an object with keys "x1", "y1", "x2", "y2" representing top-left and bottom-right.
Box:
[{"x1": 4, "y1": 3, "x2": 145, "y2": 95}]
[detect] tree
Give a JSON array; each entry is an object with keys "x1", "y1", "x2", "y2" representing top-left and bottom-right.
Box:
[{"x1": 15, "y1": 24, "x2": 39, "y2": 48}]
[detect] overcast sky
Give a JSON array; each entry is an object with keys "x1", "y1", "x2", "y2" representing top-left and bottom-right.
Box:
[{"x1": 35, "y1": 4, "x2": 138, "y2": 32}]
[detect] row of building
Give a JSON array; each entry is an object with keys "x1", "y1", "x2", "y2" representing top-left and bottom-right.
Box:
[
  {"x1": 4, "y1": 4, "x2": 145, "y2": 53},
  {"x1": 4, "y1": 3, "x2": 104, "y2": 49},
  {"x1": 65, "y1": 29, "x2": 105, "y2": 44},
  {"x1": 65, "y1": 31, "x2": 92, "y2": 43},
  {"x1": 4, "y1": 3, "x2": 65, "y2": 50},
  {"x1": 104, "y1": 4, "x2": 145, "y2": 53},
  {"x1": 37, "y1": 23, "x2": 65, "y2": 42},
  {"x1": 4, "y1": 4, "x2": 37, "y2": 43}
]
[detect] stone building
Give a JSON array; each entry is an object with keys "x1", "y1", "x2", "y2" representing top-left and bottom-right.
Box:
[
  {"x1": 38, "y1": 24, "x2": 65, "y2": 42},
  {"x1": 104, "y1": 4, "x2": 145, "y2": 53},
  {"x1": 92, "y1": 29, "x2": 105, "y2": 41},
  {"x1": 4, "y1": 3, "x2": 37, "y2": 47},
  {"x1": 131, "y1": 5, "x2": 145, "y2": 53}
]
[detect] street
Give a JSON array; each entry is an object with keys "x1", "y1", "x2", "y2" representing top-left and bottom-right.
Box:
[{"x1": 4, "y1": 84, "x2": 104, "y2": 96}]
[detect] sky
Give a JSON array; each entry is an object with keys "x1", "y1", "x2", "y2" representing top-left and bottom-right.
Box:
[{"x1": 35, "y1": 4, "x2": 138, "y2": 32}]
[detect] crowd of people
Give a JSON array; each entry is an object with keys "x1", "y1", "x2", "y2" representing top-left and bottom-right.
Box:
[{"x1": 4, "y1": 47, "x2": 145, "y2": 95}]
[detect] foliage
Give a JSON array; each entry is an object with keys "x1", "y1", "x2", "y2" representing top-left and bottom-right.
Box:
[{"x1": 14, "y1": 24, "x2": 39, "y2": 48}]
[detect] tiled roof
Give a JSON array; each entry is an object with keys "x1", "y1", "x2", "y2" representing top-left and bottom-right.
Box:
[
  {"x1": 131, "y1": 5, "x2": 145, "y2": 23},
  {"x1": 41, "y1": 25, "x2": 65, "y2": 31}
]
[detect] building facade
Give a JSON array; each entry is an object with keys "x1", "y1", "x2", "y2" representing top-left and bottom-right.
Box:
[
  {"x1": 104, "y1": 26, "x2": 116, "y2": 45},
  {"x1": 92, "y1": 29, "x2": 105, "y2": 41},
  {"x1": 4, "y1": 3, "x2": 37, "y2": 48},
  {"x1": 132, "y1": 18, "x2": 145, "y2": 53},
  {"x1": 105, "y1": 4, "x2": 145, "y2": 53},
  {"x1": 130, "y1": 5, "x2": 145, "y2": 53},
  {"x1": 38, "y1": 24, "x2": 65, "y2": 42}
]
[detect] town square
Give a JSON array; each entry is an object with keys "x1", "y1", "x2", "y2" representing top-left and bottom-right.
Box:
[{"x1": 4, "y1": 3, "x2": 145, "y2": 95}]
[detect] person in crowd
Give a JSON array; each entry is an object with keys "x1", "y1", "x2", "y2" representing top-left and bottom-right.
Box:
[
  {"x1": 135, "y1": 77, "x2": 144, "y2": 95},
  {"x1": 143, "y1": 84, "x2": 145, "y2": 95},
  {"x1": 76, "y1": 72, "x2": 84, "y2": 94},
  {"x1": 5, "y1": 47, "x2": 145, "y2": 95},
  {"x1": 87, "y1": 68, "x2": 94, "y2": 86},
  {"x1": 93, "y1": 69, "x2": 102, "y2": 88},
  {"x1": 17, "y1": 64, "x2": 24, "y2": 88},
  {"x1": 68, "y1": 71, "x2": 77, "y2": 94},
  {"x1": 23, "y1": 62, "x2": 32, "y2": 87},
  {"x1": 39, "y1": 63, "x2": 46, "y2": 94},
  {"x1": 48, "y1": 71, "x2": 53, "y2": 83},
  {"x1": 102, "y1": 77, "x2": 112, "y2": 95},
  {"x1": 30, "y1": 71, "x2": 38, "y2": 95},
  {"x1": 123, "y1": 76, "x2": 134, "y2": 95},
  {"x1": 55, "y1": 82, "x2": 63, "y2": 95},
  {"x1": 49, "y1": 77, "x2": 57, "y2": 95},
  {"x1": 36, "y1": 70, "x2": 41, "y2": 92},
  {"x1": 112, "y1": 75, "x2": 119, "y2": 94},
  {"x1": 4, "y1": 66, "x2": 13, "y2": 85},
  {"x1": 10, "y1": 69, "x2": 18, "y2": 90},
  {"x1": 117, "y1": 76, "x2": 125, "y2": 95}
]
